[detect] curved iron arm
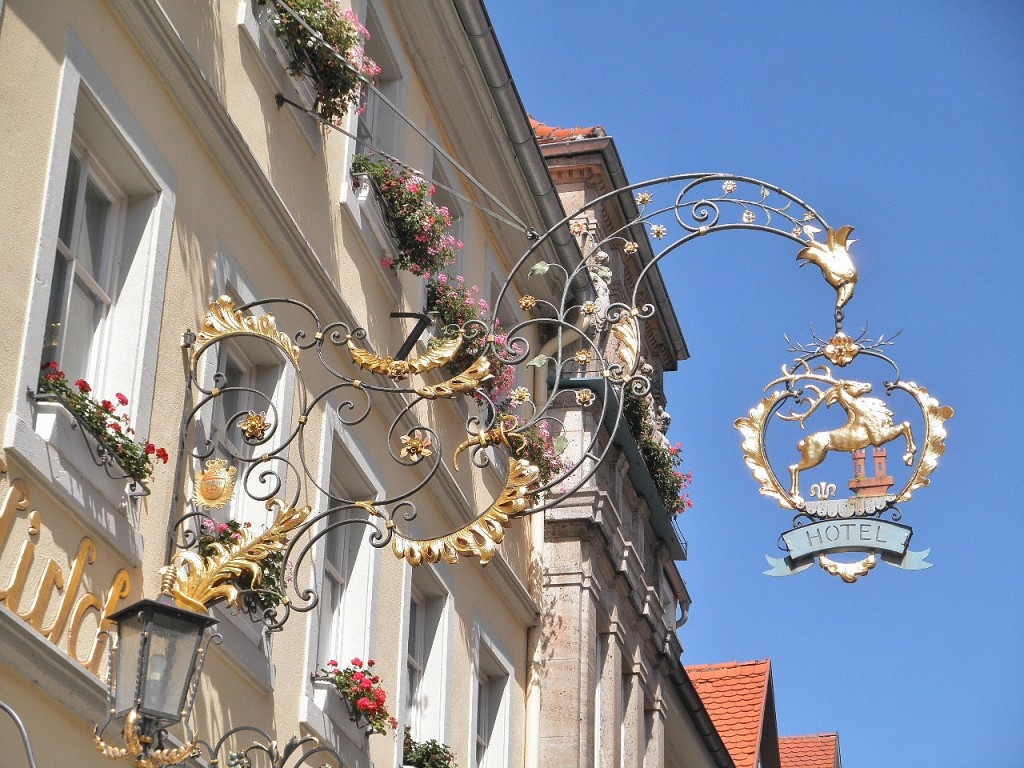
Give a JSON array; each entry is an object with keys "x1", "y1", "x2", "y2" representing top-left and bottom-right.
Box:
[
  {"x1": 0, "y1": 701, "x2": 39, "y2": 768},
  {"x1": 160, "y1": 173, "x2": 855, "y2": 626}
]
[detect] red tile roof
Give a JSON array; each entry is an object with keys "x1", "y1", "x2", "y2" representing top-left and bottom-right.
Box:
[
  {"x1": 779, "y1": 734, "x2": 839, "y2": 768},
  {"x1": 529, "y1": 117, "x2": 606, "y2": 144},
  {"x1": 685, "y1": 660, "x2": 772, "y2": 768}
]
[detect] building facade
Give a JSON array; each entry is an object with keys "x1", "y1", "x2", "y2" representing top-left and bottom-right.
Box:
[{"x1": 0, "y1": 1, "x2": 570, "y2": 766}]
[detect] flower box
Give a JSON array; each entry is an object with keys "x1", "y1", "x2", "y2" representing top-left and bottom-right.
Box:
[
  {"x1": 35, "y1": 364, "x2": 168, "y2": 492},
  {"x1": 32, "y1": 399, "x2": 138, "y2": 508}
]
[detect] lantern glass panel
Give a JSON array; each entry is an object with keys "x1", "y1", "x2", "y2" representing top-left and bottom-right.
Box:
[
  {"x1": 139, "y1": 610, "x2": 206, "y2": 721},
  {"x1": 114, "y1": 611, "x2": 144, "y2": 717}
]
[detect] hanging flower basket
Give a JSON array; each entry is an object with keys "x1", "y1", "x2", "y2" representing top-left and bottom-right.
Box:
[
  {"x1": 257, "y1": 0, "x2": 379, "y2": 125},
  {"x1": 34, "y1": 363, "x2": 168, "y2": 489},
  {"x1": 351, "y1": 155, "x2": 463, "y2": 276}
]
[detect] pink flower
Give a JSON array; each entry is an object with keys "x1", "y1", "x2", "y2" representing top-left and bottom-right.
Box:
[
  {"x1": 351, "y1": 657, "x2": 363, "y2": 667},
  {"x1": 380, "y1": 256, "x2": 394, "y2": 269},
  {"x1": 327, "y1": 659, "x2": 338, "y2": 667},
  {"x1": 116, "y1": 392, "x2": 129, "y2": 406}
]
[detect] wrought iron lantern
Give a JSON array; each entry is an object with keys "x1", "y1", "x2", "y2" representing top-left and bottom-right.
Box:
[
  {"x1": 95, "y1": 596, "x2": 218, "y2": 767},
  {"x1": 109, "y1": 596, "x2": 216, "y2": 725}
]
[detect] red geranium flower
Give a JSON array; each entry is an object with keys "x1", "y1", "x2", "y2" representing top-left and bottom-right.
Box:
[
  {"x1": 116, "y1": 392, "x2": 129, "y2": 406},
  {"x1": 75, "y1": 379, "x2": 91, "y2": 393}
]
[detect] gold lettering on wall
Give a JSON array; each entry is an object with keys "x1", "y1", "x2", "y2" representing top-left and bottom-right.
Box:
[{"x1": 0, "y1": 455, "x2": 132, "y2": 677}]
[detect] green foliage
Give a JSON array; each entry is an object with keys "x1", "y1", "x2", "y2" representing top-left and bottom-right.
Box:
[
  {"x1": 36, "y1": 363, "x2": 167, "y2": 482},
  {"x1": 622, "y1": 393, "x2": 693, "y2": 516},
  {"x1": 403, "y1": 728, "x2": 458, "y2": 768}
]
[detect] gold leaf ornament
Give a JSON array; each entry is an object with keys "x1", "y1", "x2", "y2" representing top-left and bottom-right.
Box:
[
  {"x1": 162, "y1": 500, "x2": 308, "y2": 612},
  {"x1": 734, "y1": 389, "x2": 796, "y2": 509},
  {"x1": 346, "y1": 332, "x2": 464, "y2": 378},
  {"x1": 890, "y1": 381, "x2": 954, "y2": 502},
  {"x1": 193, "y1": 295, "x2": 300, "y2": 369},
  {"x1": 414, "y1": 354, "x2": 494, "y2": 399},
  {"x1": 392, "y1": 459, "x2": 539, "y2": 566}
]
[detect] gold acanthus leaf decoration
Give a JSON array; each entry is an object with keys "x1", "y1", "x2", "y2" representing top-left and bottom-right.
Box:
[
  {"x1": 413, "y1": 354, "x2": 494, "y2": 399},
  {"x1": 193, "y1": 295, "x2": 301, "y2": 370},
  {"x1": 890, "y1": 381, "x2": 954, "y2": 503},
  {"x1": 392, "y1": 458, "x2": 539, "y2": 567},
  {"x1": 346, "y1": 333, "x2": 464, "y2": 378},
  {"x1": 161, "y1": 500, "x2": 308, "y2": 613},
  {"x1": 734, "y1": 389, "x2": 797, "y2": 509},
  {"x1": 451, "y1": 414, "x2": 524, "y2": 471}
]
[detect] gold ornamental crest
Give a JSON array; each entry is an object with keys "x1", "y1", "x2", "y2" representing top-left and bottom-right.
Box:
[
  {"x1": 193, "y1": 459, "x2": 237, "y2": 510},
  {"x1": 735, "y1": 333, "x2": 953, "y2": 582}
]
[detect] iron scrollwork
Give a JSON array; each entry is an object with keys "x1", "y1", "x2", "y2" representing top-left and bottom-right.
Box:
[{"x1": 161, "y1": 173, "x2": 945, "y2": 613}]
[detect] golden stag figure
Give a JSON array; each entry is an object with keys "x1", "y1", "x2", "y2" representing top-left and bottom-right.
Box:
[{"x1": 772, "y1": 361, "x2": 916, "y2": 499}]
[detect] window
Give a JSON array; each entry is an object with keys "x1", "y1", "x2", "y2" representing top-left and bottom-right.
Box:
[
  {"x1": 405, "y1": 568, "x2": 448, "y2": 740},
  {"x1": 355, "y1": 3, "x2": 403, "y2": 158},
  {"x1": 407, "y1": 590, "x2": 426, "y2": 734},
  {"x1": 594, "y1": 633, "x2": 607, "y2": 768},
  {"x1": 429, "y1": 158, "x2": 464, "y2": 251},
  {"x1": 316, "y1": 438, "x2": 373, "y2": 669},
  {"x1": 474, "y1": 640, "x2": 509, "y2": 768},
  {"x1": 208, "y1": 326, "x2": 289, "y2": 530},
  {"x1": 36, "y1": 88, "x2": 169, "y2": 416},
  {"x1": 42, "y1": 144, "x2": 119, "y2": 381},
  {"x1": 10, "y1": 37, "x2": 174, "y2": 560}
]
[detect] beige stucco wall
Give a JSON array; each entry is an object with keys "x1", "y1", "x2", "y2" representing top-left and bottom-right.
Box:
[{"x1": 0, "y1": 1, "x2": 547, "y2": 766}]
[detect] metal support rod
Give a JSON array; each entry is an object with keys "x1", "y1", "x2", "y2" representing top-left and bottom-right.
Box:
[
  {"x1": 390, "y1": 312, "x2": 433, "y2": 360},
  {"x1": 0, "y1": 701, "x2": 39, "y2": 768}
]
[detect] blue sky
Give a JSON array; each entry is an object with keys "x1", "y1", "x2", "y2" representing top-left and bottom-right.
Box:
[{"x1": 489, "y1": 2, "x2": 1023, "y2": 765}]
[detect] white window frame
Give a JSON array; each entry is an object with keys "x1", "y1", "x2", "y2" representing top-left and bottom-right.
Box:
[
  {"x1": 300, "y1": 419, "x2": 382, "y2": 764},
  {"x1": 6, "y1": 32, "x2": 175, "y2": 564},
  {"x1": 403, "y1": 564, "x2": 450, "y2": 742},
  {"x1": 472, "y1": 628, "x2": 511, "y2": 768},
  {"x1": 355, "y1": 1, "x2": 404, "y2": 160}
]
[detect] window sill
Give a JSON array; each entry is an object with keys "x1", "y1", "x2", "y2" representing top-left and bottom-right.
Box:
[{"x1": 3, "y1": 407, "x2": 143, "y2": 565}]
